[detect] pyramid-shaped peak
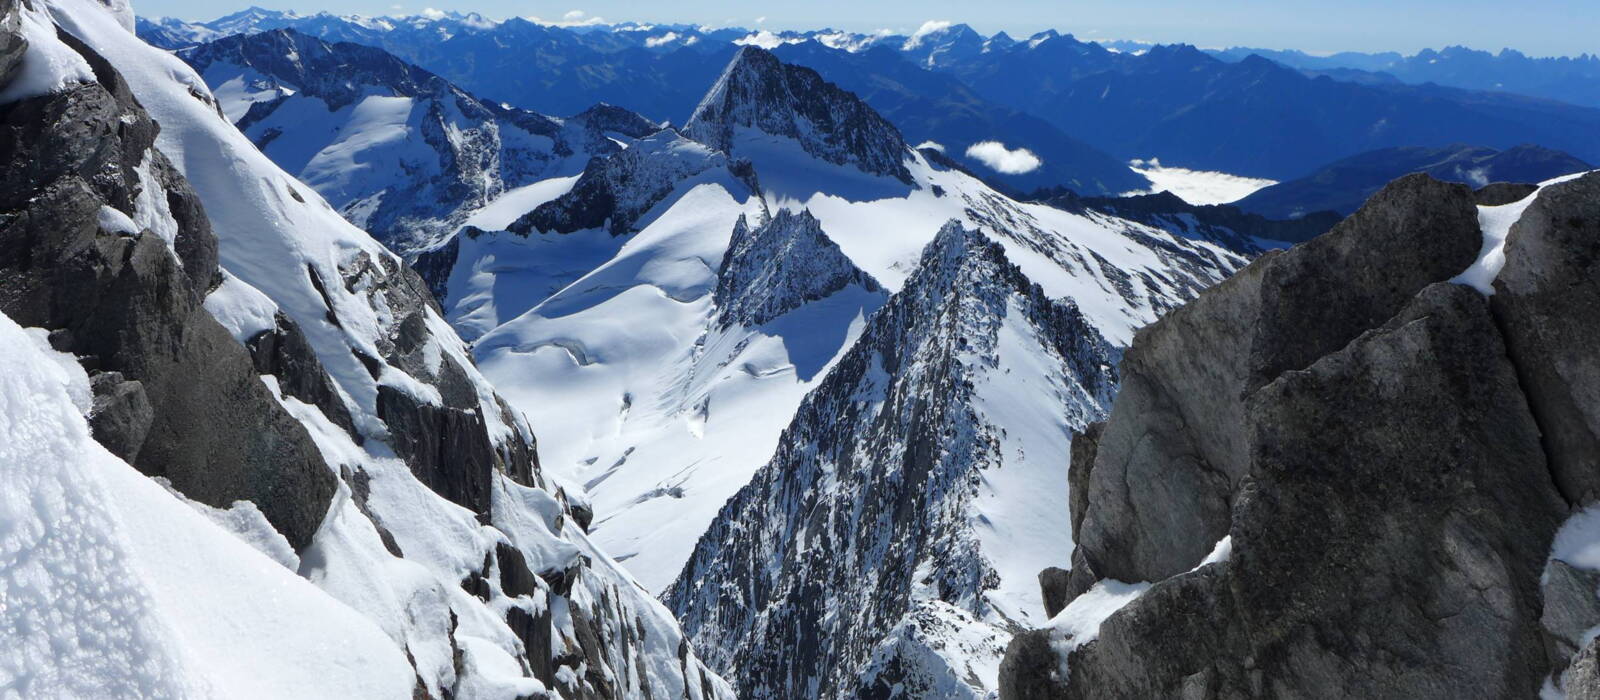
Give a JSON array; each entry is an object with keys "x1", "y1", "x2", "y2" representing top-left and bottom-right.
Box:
[{"x1": 684, "y1": 46, "x2": 912, "y2": 183}]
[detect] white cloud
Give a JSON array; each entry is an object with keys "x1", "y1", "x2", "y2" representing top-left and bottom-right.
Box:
[
  {"x1": 645, "y1": 32, "x2": 680, "y2": 48},
  {"x1": 904, "y1": 20, "x2": 953, "y2": 49},
  {"x1": 755, "y1": 16, "x2": 767, "y2": 24},
  {"x1": 1125, "y1": 157, "x2": 1277, "y2": 205},
  {"x1": 419, "y1": 7, "x2": 444, "y2": 19},
  {"x1": 965, "y1": 141, "x2": 1042, "y2": 174},
  {"x1": 733, "y1": 30, "x2": 803, "y2": 50},
  {"x1": 915, "y1": 140, "x2": 945, "y2": 152},
  {"x1": 526, "y1": 11, "x2": 607, "y2": 26}
]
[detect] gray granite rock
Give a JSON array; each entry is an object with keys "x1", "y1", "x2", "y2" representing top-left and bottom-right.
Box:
[
  {"x1": 1492, "y1": 171, "x2": 1600, "y2": 504},
  {"x1": 1075, "y1": 174, "x2": 1483, "y2": 584}
]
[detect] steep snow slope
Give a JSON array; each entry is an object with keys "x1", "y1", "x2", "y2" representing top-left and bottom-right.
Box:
[
  {"x1": 13, "y1": 0, "x2": 733, "y2": 696},
  {"x1": 178, "y1": 28, "x2": 657, "y2": 254},
  {"x1": 0, "y1": 311, "x2": 413, "y2": 699},
  {"x1": 442, "y1": 46, "x2": 1252, "y2": 615}
]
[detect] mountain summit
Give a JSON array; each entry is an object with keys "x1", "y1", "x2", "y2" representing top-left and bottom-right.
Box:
[{"x1": 685, "y1": 45, "x2": 913, "y2": 183}]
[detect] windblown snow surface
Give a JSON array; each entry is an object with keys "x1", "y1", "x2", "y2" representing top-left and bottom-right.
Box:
[{"x1": 0, "y1": 311, "x2": 414, "y2": 699}]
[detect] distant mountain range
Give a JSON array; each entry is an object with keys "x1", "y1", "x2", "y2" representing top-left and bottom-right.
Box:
[
  {"x1": 1204, "y1": 45, "x2": 1600, "y2": 109},
  {"x1": 1236, "y1": 143, "x2": 1593, "y2": 218},
  {"x1": 139, "y1": 9, "x2": 1600, "y2": 192}
]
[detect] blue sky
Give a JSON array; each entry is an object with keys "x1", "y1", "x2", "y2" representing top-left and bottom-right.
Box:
[{"x1": 138, "y1": 0, "x2": 1600, "y2": 57}]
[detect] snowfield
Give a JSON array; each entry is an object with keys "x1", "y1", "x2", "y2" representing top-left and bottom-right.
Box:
[{"x1": 0, "y1": 311, "x2": 414, "y2": 699}]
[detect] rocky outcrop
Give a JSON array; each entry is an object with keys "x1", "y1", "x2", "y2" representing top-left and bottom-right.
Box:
[
  {"x1": 1000, "y1": 172, "x2": 1600, "y2": 698},
  {"x1": 509, "y1": 129, "x2": 734, "y2": 236},
  {"x1": 714, "y1": 209, "x2": 881, "y2": 328},
  {"x1": 1073, "y1": 173, "x2": 1483, "y2": 585},
  {"x1": 1490, "y1": 173, "x2": 1600, "y2": 503},
  {"x1": 667, "y1": 222, "x2": 1118, "y2": 698},
  {"x1": 0, "y1": 0, "x2": 23, "y2": 86},
  {"x1": 684, "y1": 45, "x2": 913, "y2": 184},
  {"x1": 0, "y1": 25, "x2": 335, "y2": 551},
  {"x1": 245, "y1": 311, "x2": 359, "y2": 438}
]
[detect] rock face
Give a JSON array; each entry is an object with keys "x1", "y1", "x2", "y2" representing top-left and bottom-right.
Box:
[
  {"x1": 1000, "y1": 172, "x2": 1600, "y2": 698},
  {"x1": 1491, "y1": 173, "x2": 1600, "y2": 504},
  {"x1": 178, "y1": 28, "x2": 657, "y2": 253},
  {"x1": 0, "y1": 25, "x2": 334, "y2": 551},
  {"x1": 715, "y1": 209, "x2": 881, "y2": 328},
  {"x1": 509, "y1": 129, "x2": 735, "y2": 236},
  {"x1": 1073, "y1": 173, "x2": 1484, "y2": 585},
  {"x1": 666, "y1": 222, "x2": 1118, "y2": 699},
  {"x1": 684, "y1": 45, "x2": 913, "y2": 184}
]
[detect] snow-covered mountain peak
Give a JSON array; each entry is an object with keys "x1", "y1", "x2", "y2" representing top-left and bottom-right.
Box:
[
  {"x1": 666, "y1": 218, "x2": 1121, "y2": 697},
  {"x1": 715, "y1": 208, "x2": 882, "y2": 328},
  {"x1": 684, "y1": 45, "x2": 913, "y2": 184},
  {"x1": 179, "y1": 27, "x2": 657, "y2": 253}
]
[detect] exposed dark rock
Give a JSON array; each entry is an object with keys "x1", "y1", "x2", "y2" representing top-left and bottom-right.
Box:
[
  {"x1": 1475, "y1": 181, "x2": 1539, "y2": 206},
  {"x1": 714, "y1": 209, "x2": 881, "y2": 328},
  {"x1": 1075, "y1": 173, "x2": 1482, "y2": 584},
  {"x1": 1048, "y1": 284, "x2": 1564, "y2": 699},
  {"x1": 412, "y1": 234, "x2": 459, "y2": 305},
  {"x1": 0, "y1": 0, "x2": 24, "y2": 88},
  {"x1": 1037, "y1": 567, "x2": 1071, "y2": 618},
  {"x1": 246, "y1": 312, "x2": 359, "y2": 439},
  {"x1": 1065, "y1": 420, "x2": 1102, "y2": 536},
  {"x1": 495, "y1": 541, "x2": 541, "y2": 598},
  {"x1": 1543, "y1": 560, "x2": 1600, "y2": 672},
  {"x1": 343, "y1": 465, "x2": 405, "y2": 558},
  {"x1": 560, "y1": 488, "x2": 594, "y2": 532},
  {"x1": 506, "y1": 604, "x2": 556, "y2": 689},
  {"x1": 0, "y1": 37, "x2": 335, "y2": 551},
  {"x1": 509, "y1": 130, "x2": 728, "y2": 237},
  {"x1": 538, "y1": 559, "x2": 584, "y2": 599},
  {"x1": 1491, "y1": 171, "x2": 1600, "y2": 504},
  {"x1": 998, "y1": 629, "x2": 1068, "y2": 700},
  {"x1": 376, "y1": 385, "x2": 496, "y2": 514},
  {"x1": 87, "y1": 372, "x2": 153, "y2": 463}
]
